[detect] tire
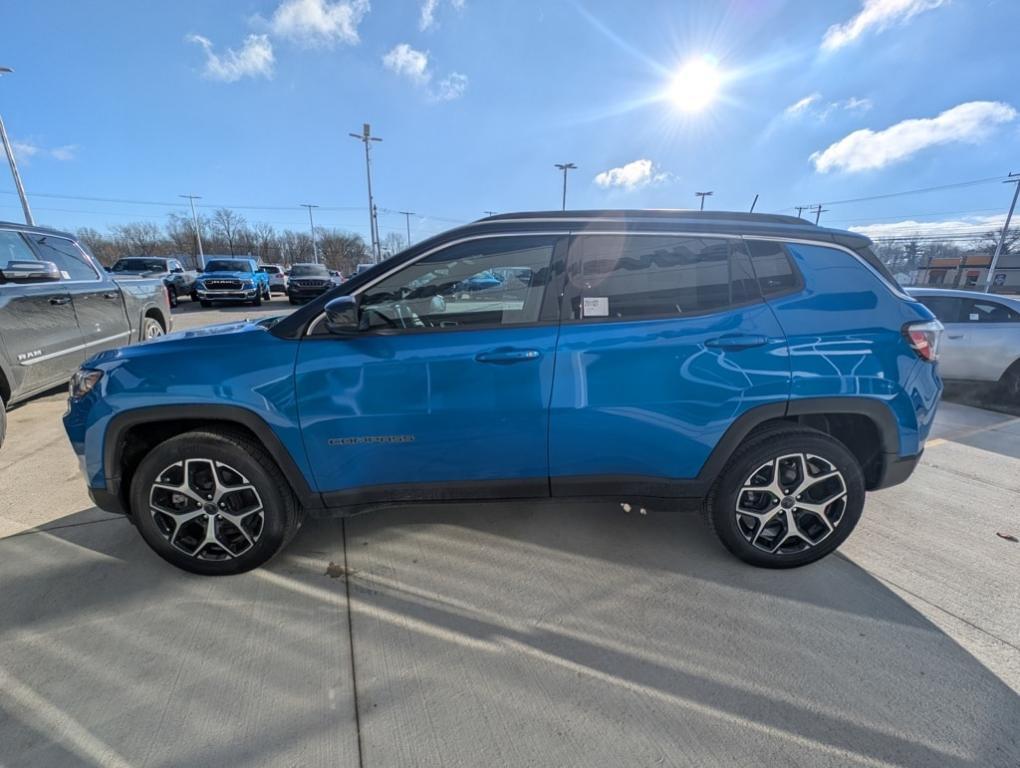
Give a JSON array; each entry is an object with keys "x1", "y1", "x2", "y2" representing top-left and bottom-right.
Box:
[
  {"x1": 705, "y1": 426, "x2": 865, "y2": 569},
  {"x1": 998, "y1": 361, "x2": 1020, "y2": 404},
  {"x1": 288, "y1": 297, "x2": 298, "y2": 305},
  {"x1": 129, "y1": 429, "x2": 302, "y2": 575},
  {"x1": 167, "y1": 285, "x2": 178, "y2": 308},
  {"x1": 200, "y1": 300, "x2": 212, "y2": 308},
  {"x1": 142, "y1": 316, "x2": 165, "y2": 341},
  {"x1": 0, "y1": 396, "x2": 6, "y2": 451},
  {"x1": 190, "y1": 291, "x2": 198, "y2": 302}
]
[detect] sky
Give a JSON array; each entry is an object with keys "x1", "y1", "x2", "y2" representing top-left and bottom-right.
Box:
[{"x1": 2, "y1": 0, "x2": 1019, "y2": 246}]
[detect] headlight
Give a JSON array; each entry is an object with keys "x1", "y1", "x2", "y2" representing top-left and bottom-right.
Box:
[{"x1": 70, "y1": 369, "x2": 103, "y2": 400}]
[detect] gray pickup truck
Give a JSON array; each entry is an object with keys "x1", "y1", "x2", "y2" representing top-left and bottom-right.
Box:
[
  {"x1": 0, "y1": 221, "x2": 171, "y2": 448},
  {"x1": 110, "y1": 256, "x2": 198, "y2": 307}
]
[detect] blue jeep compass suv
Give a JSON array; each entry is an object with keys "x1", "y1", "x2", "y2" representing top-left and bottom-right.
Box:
[{"x1": 64, "y1": 210, "x2": 943, "y2": 575}]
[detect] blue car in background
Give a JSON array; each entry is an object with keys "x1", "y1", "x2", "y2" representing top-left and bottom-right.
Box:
[
  {"x1": 194, "y1": 257, "x2": 271, "y2": 307},
  {"x1": 63, "y1": 209, "x2": 942, "y2": 575}
]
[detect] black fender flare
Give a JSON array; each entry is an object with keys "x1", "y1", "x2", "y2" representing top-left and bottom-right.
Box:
[{"x1": 102, "y1": 404, "x2": 323, "y2": 512}]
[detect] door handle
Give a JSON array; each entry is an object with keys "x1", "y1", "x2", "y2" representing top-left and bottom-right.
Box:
[
  {"x1": 475, "y1": 348, "x2": 541, "y2": 364},
  {"x1": 705, "y1": 334, "x2": 768, "y2": 350},
  {"x1": 103, "y1": 292, "x2": 119, "y2": 299},
  {"x1": 49, "y1": 296, "x2": 71, "y2": 306},
  {"x1": 947, "y1": 333, "x2": 964, "y2": 339}
]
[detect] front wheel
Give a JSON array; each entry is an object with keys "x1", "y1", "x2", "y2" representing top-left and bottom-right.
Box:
[
  {"x1": 999, "y1": 361, "x2": 1020, "y2": 404},
  {"x1": 167, "y1": 285, "x2": 178, "y2": 308},
  {"x1": 0, "y1": 397, "x2": 6, "y2": 451},
  {"x1": 706, "y1": 427, "x2": 865, "y2": 568},
  {"x1": 200, "y1": 300, "x2": 212, "y2": 308},
  {"x1": 129, "y1": 429, "x2": 303, "y2": 575}
]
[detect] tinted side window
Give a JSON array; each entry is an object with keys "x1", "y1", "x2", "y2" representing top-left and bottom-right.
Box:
[
  {"x1": 565, "y1": 235, "x2": 755, "y2": 321},
  {"x1": 744, "y1": 239, "x2": 800, "y2": 297},
  {"x1": 959, "y1": 298, "x2": 1020, "y2": 323},
  {"x1": 25, "y1": 234, "x2": 98, "y2": 281},
  {"x1": 360, "y1": 236, "x2": 558, "y2": 330},
  {"x1": 915, "y1": 295, "x2": 961, "y2": 323},
  {"x1": 0, "y1": 230, "x2": 38, "y2": 268}
]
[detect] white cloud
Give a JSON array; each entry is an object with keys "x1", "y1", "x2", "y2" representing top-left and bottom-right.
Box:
[
  {"x1": 382, "y1": 43, "x2": 430, "y2": 84},
  {"x1": 785, "y1": 93, "x2": 872, "y2": 120},
  {"x1": 270, "y1": 0, "x2": 369, "y2": 46},
  {"x1": 810, "y1": 100, "x2": 1017, "y2": 173},
  {"x1": 785, "y1": 93, "x2": 821, "y2": 116},
  {"x1": 382, "y1": 44, "x2": 468, "y2": 101},
  {"x1": 433, "y1": 72, "x2": 468, "y2": 101},
  {"x1": 420, "y1": 0, "x2": 465, "y2": 31},
  {"x1": 187, "y1": 33, "x2": 274, "y2": 82},
  {"x1": 7, "y1": 140, "x2": 76, "y2": 163},
  {"x1": 849, "y1": 214, "x2": 1010, "y2": 241},
  {"x1": 822, "y1": 0, "x2": 947, "y2": 52},
  {"x1": 593, "y1": 159, "x2": 667, "y2": 190}
]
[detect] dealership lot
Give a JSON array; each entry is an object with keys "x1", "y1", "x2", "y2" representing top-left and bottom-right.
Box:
[{"x1": 1, "y1": 303, "x2": 1018, "y2": 767}]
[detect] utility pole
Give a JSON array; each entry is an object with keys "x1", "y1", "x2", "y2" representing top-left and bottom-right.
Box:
[
  {"x1": 695, "y1": 191, "x2": 713, "y2": 210},
  {"x1": 749, "y1": 193, "x2": 759, "y2": 213},
  {"x1": 179, "y1": 194, "x2": 205, "y2": 268},
  {"x1": 795, "y1": 205, "x2": 808, "y2": 219},
  {"x1": 811, "y1": 204, "x2": 828, "y2": 225},
  {"x1": 483, "y1": 210, "x2": 497, "y2": 216},
  {"x1": 349, "y1": 123, "x2": 383, "y2": 262},
  {"x1": 0, "y1": 67, "x2": 34, "y2": 225},
  {"x1": 554, "y1": 163, "x2": 576, "y2": 211},
  {"x1": 985, "y1": 172, "x2": 1020, "y2": 293},
  {"x1": 300, "y1": 204, "x2": 319, "y2": 263},
  {"x1": 399, "y1": 210, "x2": 414, "y2": 247}
]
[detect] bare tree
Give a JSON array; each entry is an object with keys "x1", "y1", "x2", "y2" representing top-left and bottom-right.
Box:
[
  {"x1": 279, "y1": 230, "x2": 313, "y2": 264},
  {"x1": 318, "y1": 229, "x2": 370, "y2": 274},
  {"x1": 112, "y1": 222, "x2": 164, "y2": 256},
  {"x1": 211, "y1": 208, "x2": 247, "y2": 256},
  {"x1": 250, "y1": 221, "x2": 278, "y2": 263},
  {"x1": 980, "y1": 229, "x2": 1020, "y2": 256}
]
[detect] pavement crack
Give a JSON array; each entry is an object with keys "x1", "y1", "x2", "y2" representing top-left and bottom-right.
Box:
[{"x1": 342, "y1": 517, "x2": 366, "y2": 768}]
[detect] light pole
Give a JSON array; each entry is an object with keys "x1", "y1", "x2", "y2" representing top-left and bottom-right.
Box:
[
  {"x1": 554, "y1": 163, "x2": 576, "y2": 211},
  {"x1": 695, "y1": 191, "x2": 713, "y2": 211},
  {"x1": 179, "y1": 194, "x2": 205, "y2": 268},
  {"x1": 399, "y1": 210, "x2": 414, "y2": 247},
  {"x1": 986, "y1": 172, "x2": 1020, "y2": 293},
  {"x1": 0, "y1": 67, "x2": 34, "y2": 225},
  {"x1": 301, "y1": 203, "x2": 319, "y2": 263},
  {"x1": 349, "y1": 123, "x2": 382, "y2": 262}
]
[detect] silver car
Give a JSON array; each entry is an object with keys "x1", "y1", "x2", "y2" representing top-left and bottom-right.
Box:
[
  {"x1": 907, "y1": 287, "x2": 1020, "y2": 400},
  {"x1": 258, "y1": 264, "x2": 288, "y2": 294}
]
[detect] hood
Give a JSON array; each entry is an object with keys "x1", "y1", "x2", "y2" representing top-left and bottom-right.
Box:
[
  {"x1": 199, "y1": 271, "x2": 256, "y2": 281},
  {"x1": 83, "y1": 320, "x2": 271, "y2": 369}
]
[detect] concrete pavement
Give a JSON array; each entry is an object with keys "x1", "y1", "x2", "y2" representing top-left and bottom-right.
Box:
[{"x1": 1, "y1": 302, "x2": 1018, "y2": 767}]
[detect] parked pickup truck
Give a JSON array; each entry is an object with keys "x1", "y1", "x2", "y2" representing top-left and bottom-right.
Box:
[
  {"x1": 194, "y1": 257, "x2": 271, "y2": 307},
  {"x1": 111, "y1": 256, "x2": 198, "y2": 308},
  {"x1": 0, "y1": 221, "x2": 171, "y2": 449}
]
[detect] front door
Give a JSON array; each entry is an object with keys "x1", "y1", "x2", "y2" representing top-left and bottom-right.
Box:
[
  {"x1": 295, "y1": 234, "x2": 565, "y2": 501},
  {"x1": 548, "y1": 233, "x2": 791, "y2": 494},
  {"x1": 24, "y1": 232, "x2": 132, "y2": 357},
  {"x1": 0, "y1": 229, "x2": 84, "y2": 395}
]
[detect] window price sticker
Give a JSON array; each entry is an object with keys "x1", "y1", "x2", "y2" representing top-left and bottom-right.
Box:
[{"x1": 582, "y1": 297, "x2": 609, "y2": 317}]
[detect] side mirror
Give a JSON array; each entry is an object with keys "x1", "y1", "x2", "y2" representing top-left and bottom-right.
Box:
[
  {"x1": 324, "y1": 295, "x2": 362, "y2": 335},
  {"x1": 172, "y1": 267, "x2": 184, "y2": 274},
  {"x1": 0, "y1": 260, "x2": 62, "y2": 283}
]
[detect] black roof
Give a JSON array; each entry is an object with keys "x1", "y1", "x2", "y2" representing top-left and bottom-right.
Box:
[
  {"x1": 477, "y1": 209, "x2": 808, "y2": 226},
  {"x1": 0, "y1": 220, "x2": 75, "y2": 238}
]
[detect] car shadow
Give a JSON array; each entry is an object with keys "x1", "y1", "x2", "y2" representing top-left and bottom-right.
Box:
[{"x1": 2, "y1": 504, "x2": 1016, "y2": 766}]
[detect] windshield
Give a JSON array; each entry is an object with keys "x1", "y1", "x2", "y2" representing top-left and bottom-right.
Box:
[
  {"x1": 205, "y1": 260, "x2": 253, "y2": 273},
  {"x1": 113, "y1": 258, "x2": 166, "y2": 272},
  {"x1": 291, "y1": 264, "x2": 329, "y2": 276}
]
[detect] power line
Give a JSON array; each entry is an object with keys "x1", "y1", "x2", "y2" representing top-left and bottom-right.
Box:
[{"x1": 776, "y1": 174, "x2": 1011, "y2": 212}]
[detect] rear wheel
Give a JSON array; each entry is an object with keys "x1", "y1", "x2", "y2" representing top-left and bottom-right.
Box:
[
  {"x1": 167, "y1": 285, "x2": 178, "y2": 308},
  {"x1": 129, "y1": 429, "x2": 302, "y2": 575},
  {"x1": 200, "y1": 300, "x2": 212, "y2": 308},
  {"x1": 706, "y1": 427, "x2": 865, "y2": 568},
  {"x1": 142, "y1": 317, "x2": 164, "y2": 340}
]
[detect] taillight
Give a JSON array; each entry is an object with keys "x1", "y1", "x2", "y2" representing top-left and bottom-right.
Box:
[{"x1": 903, "y1": 320, "x2": 943, "y2": 362}]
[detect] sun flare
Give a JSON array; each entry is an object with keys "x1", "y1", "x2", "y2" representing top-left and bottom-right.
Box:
[{"x1": 668, "y1": 56, "x2": 723, "y2": 113}]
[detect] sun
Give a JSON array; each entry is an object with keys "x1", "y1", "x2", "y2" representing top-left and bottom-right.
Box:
[{"x1": 668, "y1": 56, "x2": 723, "y2": 113}]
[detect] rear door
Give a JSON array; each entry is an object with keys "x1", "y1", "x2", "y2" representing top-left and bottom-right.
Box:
[
  {"x1": 548, "y1": 232, "x2": 790, "y2": 494},
  {"x1": 0, "y1": 228, "x2": 84, "y2": 394},
  {"x1": 25, "y1": 233, "x2": 132, "y2": 357},
  {"x1": 954, "y1": 297, "x2": 1020, "y2": 381}
]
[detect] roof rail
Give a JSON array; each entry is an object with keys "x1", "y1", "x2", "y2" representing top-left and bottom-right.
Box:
[{"x1": 476, "y1": 209, "x2": 812, "y2": 226}]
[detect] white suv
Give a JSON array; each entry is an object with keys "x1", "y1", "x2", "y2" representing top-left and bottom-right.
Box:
[{"x1": 258, "y1": 264, "x2": 288, "y2": 294}]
